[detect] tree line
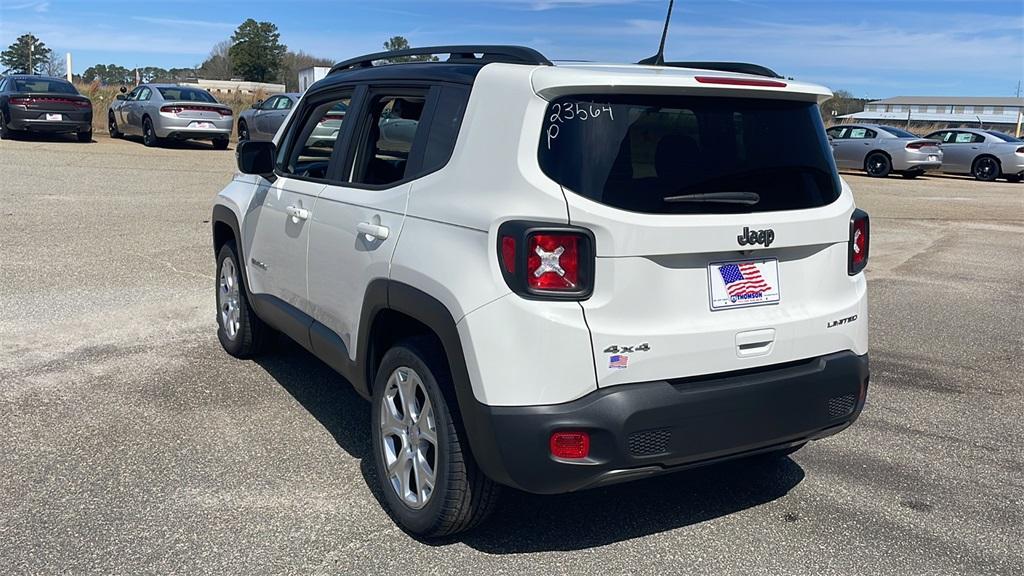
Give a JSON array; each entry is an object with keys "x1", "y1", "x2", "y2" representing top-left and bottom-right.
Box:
[{"x1": 2, "y1": 20, "x2": 429, "y2": 92}]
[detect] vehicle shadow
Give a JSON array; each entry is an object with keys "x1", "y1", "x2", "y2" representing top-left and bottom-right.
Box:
[{"x1": 255, "y1": 337, "x2": 806, "y2": 553}]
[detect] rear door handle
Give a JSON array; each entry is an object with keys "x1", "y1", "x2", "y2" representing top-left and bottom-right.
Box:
[
  {"x1": 357, "y1": 222, "x2": 390, "y2": 240},
  {"x1": 285, "y1": 205, "x2": 309, "y2": 221}
]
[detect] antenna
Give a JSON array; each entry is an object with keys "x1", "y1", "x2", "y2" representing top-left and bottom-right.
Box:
[{"x1": 638, "y1": 0, "x2": 675, "y2": 66}]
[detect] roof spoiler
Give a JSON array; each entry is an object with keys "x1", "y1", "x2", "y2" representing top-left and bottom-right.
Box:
[
  {"x1": 664, "y1": 61, "x2": 783, "y2": 79},
  {"x1": 330, "y1": 45, "x2": 552, "y2": 74}
]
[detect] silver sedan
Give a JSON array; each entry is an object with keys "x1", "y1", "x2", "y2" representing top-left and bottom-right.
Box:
[
  {"x1": 237, "y1": 93, "x2": 299, "y2": 142},
  {"x1": 924, "y1": 128, "x2": 1024, "y2": 182},
  {"x1": 108, "y1": 83, "x2": 233, "y2": 149},
  {"x1": 826, "y1": 124, "x2": 942, "y2": 178}
]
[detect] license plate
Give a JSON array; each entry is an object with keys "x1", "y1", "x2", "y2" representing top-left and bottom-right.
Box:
[
  {"x1": 190, "y1": 121, "x2": 215, "y2": 129},
  {"x1": 708, "y1": 258, "x2": 781, "y2": 310},
  {"x1": 46, "y1": 113, "x2": 62, "y2": 121}
]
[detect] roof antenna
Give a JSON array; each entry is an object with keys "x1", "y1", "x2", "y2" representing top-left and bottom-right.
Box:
[{"x1": 638, "y1": 0, "x2": 674, "y2": 66}]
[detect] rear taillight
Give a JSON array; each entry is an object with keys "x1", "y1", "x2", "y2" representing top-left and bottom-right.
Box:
[
  {"x1": 161, "y1": 105, "x2": 231, "y2": 116},
  {"x1": 161, "y1": 105, "x2": 184, "y2": 114},
  {"x1": 849, "y1": 209, "x2": 869, "y2": 276},
  {"x1": 219, "y1": 108, "x2": 232, "y2": 116},
  {"x1": 1016, "y1": 146, "x2": 1024, "y2": 155},
  {"x1": 10, "y1": 97, "x2": 32, "y2": 106},
  {"x1": 497, "y1": 221, "x2": 594, "y2": 299},
  {"x1": 905, "y1": 141, "x2": 933, "y2": 150},
  {"x1": 550, "y1": 431, "x2": 590, "y2": 460}
]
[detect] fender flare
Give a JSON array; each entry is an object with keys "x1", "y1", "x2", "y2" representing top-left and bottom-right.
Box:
[{"x1": 361, "y1": 280, "x2": 515, "y2": 487}]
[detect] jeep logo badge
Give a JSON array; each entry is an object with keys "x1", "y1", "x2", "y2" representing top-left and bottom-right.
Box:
[{"x1": 737, "y1": 227, "x2": 775, "y2": 248}]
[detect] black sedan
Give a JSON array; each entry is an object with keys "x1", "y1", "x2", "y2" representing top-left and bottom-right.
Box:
[{"x1": 0, "y1": 75, "x2": 93, "y2": 142}]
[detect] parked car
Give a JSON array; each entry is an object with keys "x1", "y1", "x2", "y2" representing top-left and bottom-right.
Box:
[
  {"x1": 108, "y1": 84, "x2": 232, "y2": 149},
  {"x1": 826, "y1": 123, "x2": 942, "y2": 178},
  {"x1": 212, "y1": 45, "x2": 870, "y2": 536},
  {"x1": 0, "y1": 75, "x2": 93, "y2": 142},
  {"x1": 924, "y1": 128, "x2": 1024, "y2": 182},
  {"x1": 237, "y1": 93, "x2": 300, "y2": 141}
]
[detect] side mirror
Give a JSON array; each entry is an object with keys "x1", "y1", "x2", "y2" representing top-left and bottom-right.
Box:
[
  {"x1": 251, "y1": 102, "x2": 260, "y2": 109},
  {"x1": 119, "y1": 86, "x2": 127, "y2": 94},
  {"x1": 115, "y1": 94, "x2": 127, "y2": 101},
  {"x1": 236, "y1": 140, "x2": 276, "y2": 177}
]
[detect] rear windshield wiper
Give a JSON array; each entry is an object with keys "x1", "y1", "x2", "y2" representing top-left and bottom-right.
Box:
[{"x1": 663, "y1": 192, "x2": 761, "y2": 205}]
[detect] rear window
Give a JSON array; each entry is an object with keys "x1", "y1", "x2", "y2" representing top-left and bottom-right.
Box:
[
  {"x1": 880, "y1": 126, "x2": 917, "y2": 138},
  {"x1": 13, "y1": 78, "x2": 77, "y2": 94},
  {"x1": 538, "y1": 95, "x2": 840, "y2": 214},
  {"x1": 986, "y1": 130, "x2": 1022, "y2": 143},
  {"x1": 157, "y1": 87, "x2": 217, "y2": 103}
]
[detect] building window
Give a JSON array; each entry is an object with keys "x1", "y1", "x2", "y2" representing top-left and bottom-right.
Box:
[
  {"x1": 910, "y1": 105, "x2": 920, "y2": 112},
  {"x1": 892, "y1": 105, "x2": 903, "y2": 113},
  {"x1": 982, "y1": 106, "x2": 995, "y2": 115},
  {"x1": 964, "y1": 106, "x2": 974, "y2": 114},
  {"x1": 926, "y1": 106, "x2": 937, "y2": 113}
]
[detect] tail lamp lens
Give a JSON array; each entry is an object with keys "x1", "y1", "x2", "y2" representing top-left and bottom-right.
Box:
[
  {"x1": 527, "y1": 233, "x2": 580, "y2": 290},
  {"x1": 849, "y1": 209, "x2": 869, "y2": 275},
  {"x1": 10, "y1": 97, "x2": 31, "y2": 106},
  {"x1": 906, "y1": 141, "x2": 932, "y2": 150},
  {"x1": 161, "y1": 106, "x2": 184, "y2": 114},
  {"x1": 497, "y1": 222, "x2": 594, "y2": 299},
  {"x1": 550, "y1": 431, "x2": 590, "y2": 459},
  {"x1": 1016, "y1": 146, "x2": 1024, "y2": 155}
]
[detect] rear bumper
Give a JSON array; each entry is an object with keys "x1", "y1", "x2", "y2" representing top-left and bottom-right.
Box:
[
  {"x1": 895, "y1": 151, "x2": 942, "y2": 172},
  {"x1": 7, "y1": 107, "x2": 91, "y2": 133},
  {"x1": 154, "y1": 115, "x2": 232, "y2": 139},
  {"x1": 470, "y1": 351, "x2": 869, "y2": 494}
]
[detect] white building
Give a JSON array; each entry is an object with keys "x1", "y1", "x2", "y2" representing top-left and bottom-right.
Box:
[
  {"x1": 182, "y1": 78, "x2": 286, "y2": 95},
  {"x1": 839, "y1": 96, "x2": 1024, "y2": 132},
  {"x1": 298, "y1": 66, "x2": 330, "y2": 92}
]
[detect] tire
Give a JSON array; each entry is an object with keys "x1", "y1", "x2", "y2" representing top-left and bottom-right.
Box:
[
  {"x1": 0, "y1": 112, "x2": 14, "y2": 140},
  {"x1": 212, "y1": 137, "x2": 229, "y2": 151},
  {"x1": 371, "y1": 339, "x2": 500, "y2": 537},
  {"x1": 108, "y1": 113, "x2": 121, "y2": 138},
  {"x1": 864, "y1": 152, "x2": 891, "y2": 177},
  {"x1": 77, "y1": 130, "x2": 92, "y2": 143},
  {"x1": 972, "y1": 156, "x2": 1001, "y2": 182},
  {"x1": 142, "y1": 116, "x2": 160, "y2": 148},
  {"x1": 238, "y1": 120, "x2": 249, "y2": 142},
  {"x1": 215, "y1": 241, "x2": 271, "y2": 358}
]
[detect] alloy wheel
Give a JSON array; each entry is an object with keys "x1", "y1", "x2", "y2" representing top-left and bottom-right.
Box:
[
  {"x1": 866, "y1": 154, "x2": 889, "y2": 177},
  {"x1": 379, "y1": 367, "x2": 438, "y2": 510},
  {"x1": 974, "y1": 157, "x2": 998, "y2": 181},
  {"x1": 218, "y1": 257, "x2": 241, "y2": 341}
]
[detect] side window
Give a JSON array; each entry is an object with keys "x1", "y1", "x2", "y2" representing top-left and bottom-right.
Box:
[
  {"x1": 826, "y1": 127, "x2": 843, "y2": 139},
  {"x1": 862, "y1": 128, "x2": 877, "y2": 139},
  {"x1": 126, "y1": 87, "x2": 141, "y2": 100},
  {"x1": 260, "y1": 96, "x2": 279, "y2": 110},
  {"x1": 421, "y1": 85, "x2": 469, "y2": 173},
  {"x1": 137, "y1": 87, "x2": 152, "y2": 101},
  {"x1": 848, "y1": 128, "x2": 868, "y2": 139},
  {"x1": 970, "y1": 133, "x2": 986, "y2": 144},
  {"x1": 280, "y1": 93, "x2": 352, "y2": 181},
  {"x1": 350, "y1": 92, "x2": 427, "y2": 186},
  {"x1": 927, "y1": 132, "x2": 946, "y2": 142},
  {"x1": 276, "y1": 97, "x2": 293, "y2": 110},
  {"x1": 954, "y1": 132, "x2": 974, "y2": 143}
]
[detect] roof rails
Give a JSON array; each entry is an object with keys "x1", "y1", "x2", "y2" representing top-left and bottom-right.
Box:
[
  {"x1": 665, "y1": 61, "x2": 783, "y2": 79},
  {"x1": 329, "y1": 45, "x2": 552, "y2": 74}
]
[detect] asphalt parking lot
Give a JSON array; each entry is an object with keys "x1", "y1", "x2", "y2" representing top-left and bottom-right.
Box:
[{"x1": 2, "y1": 135, "x2": 1022, "y2": 575}]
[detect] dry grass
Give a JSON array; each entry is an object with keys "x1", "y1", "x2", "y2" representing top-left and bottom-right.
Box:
[{"x1": 75, "y1": 82, "x2": 272, "y2": 136}]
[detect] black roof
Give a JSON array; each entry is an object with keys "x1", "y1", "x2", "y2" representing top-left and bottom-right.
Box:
[
  {"x1": 3, "y1": 74, "x2": 71, "y2": 81},
  {"x1": 316, "y1": 62, "x2": 486, "y2": 89}
]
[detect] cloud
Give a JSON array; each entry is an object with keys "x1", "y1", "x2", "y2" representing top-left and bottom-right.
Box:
[
  {"x1": 131, "y1": 16, "x2": 235, "y2": 30},
  {"x1": 4, "y1": 0, "x2": 49, "y2": 11}
]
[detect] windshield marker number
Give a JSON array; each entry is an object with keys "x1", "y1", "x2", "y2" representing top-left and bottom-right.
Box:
[{"x1": 546, "y1": 102, "x2": 615, "y2": 149}]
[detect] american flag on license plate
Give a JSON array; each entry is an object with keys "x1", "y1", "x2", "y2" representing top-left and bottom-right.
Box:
[{"x1": 719, "y1": 263, "x2": 771, "y2": 298}]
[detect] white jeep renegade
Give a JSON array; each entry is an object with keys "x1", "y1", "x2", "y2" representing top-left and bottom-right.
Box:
[{"x1": 212, "y1": 45, "x2": 870, "y2": 536}]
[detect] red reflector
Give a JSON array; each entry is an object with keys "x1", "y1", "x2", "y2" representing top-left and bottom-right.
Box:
[
  {"x1": 695, "y1": 76, "x2": 787, "y2": 88},
  {"x1": 500, "y1": 236, "x2": 516, "y2": 274},
  {"x1": 550, "y1": 431, "x2": 590, "y2": 459},
  {"x1": 527, "y1": 233, "x2": 580, "y2": 290}
]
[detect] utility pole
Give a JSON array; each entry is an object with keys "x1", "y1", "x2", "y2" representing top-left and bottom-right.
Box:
[
  {"x1": 1016, "y1": 80, "x2": 1021, "y2": 98},
  {"x1": 66, "y1": 52, "x2": 73, "y2": 82},
  {"x1": 28, "y1": 40, "x2": 33, "y2": 74}
]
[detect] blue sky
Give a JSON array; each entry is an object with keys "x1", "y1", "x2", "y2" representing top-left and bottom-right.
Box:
[{"x1": 1, "y1": 0, "x2": 1021, "y2": 98}]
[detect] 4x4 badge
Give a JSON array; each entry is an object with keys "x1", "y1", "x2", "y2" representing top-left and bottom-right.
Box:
[{"x1": 737, "y1": 227, "x2": 775, "y2": 247}]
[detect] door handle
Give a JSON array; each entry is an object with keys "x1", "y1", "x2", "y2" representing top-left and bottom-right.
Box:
[
  {"x1": 357, "y1": 222, "x2": 390, "y2": 240},
  {"x1": 285, "y1": 205, "x2": 310, "y2": 221}
]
